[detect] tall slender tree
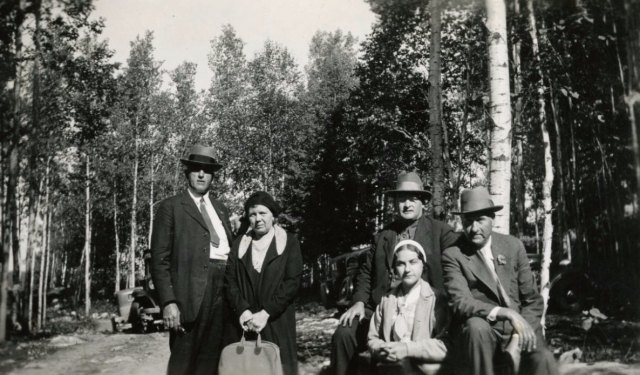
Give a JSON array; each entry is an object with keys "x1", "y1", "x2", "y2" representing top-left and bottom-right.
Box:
[
  {"x1": 485, "y1": 0, "x2": 513, "y2": 234},
  {"x1": 429, "y1": 0, "x2": 445, "y2": 220}
]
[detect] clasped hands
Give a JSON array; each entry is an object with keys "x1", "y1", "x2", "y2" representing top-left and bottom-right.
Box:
[
  {"x1": 239, "y1": 309, "x2": 269, "y2": 333},
  {"x1": 373, "y1": 342, "x2": 409, "y2": 363}
]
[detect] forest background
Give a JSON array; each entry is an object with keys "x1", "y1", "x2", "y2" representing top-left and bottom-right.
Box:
[{"x1": 0, "y1": 0, "x2": 639, "y2": 344}]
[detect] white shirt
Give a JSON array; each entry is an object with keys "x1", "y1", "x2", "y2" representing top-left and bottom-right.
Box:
[
  {"x1": 188, "y1": 190, "x2": 230, "y2": 260},
  {"x1": 480, "y1": 236, "x2": 502, "y2": 321}
]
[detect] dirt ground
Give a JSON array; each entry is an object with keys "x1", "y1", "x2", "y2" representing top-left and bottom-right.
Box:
[{"x1": 1, "y1": 301, "x2": 639, "y2": 375}]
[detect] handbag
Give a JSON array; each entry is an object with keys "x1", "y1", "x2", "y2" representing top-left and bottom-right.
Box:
[{"x1": 218, "y1": 333, "x2": 284, "y2": 375}]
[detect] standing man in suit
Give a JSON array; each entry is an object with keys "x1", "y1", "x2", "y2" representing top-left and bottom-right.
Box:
[
  {"x1": 330, "y1": 172, "x2": 460, "y2": 375},
  {"x1": 442, "y1": 187, "x2": 558, "y2": 375},
  {"x1": 151, "y1": 145, "x2": 234, "y2": 375}
]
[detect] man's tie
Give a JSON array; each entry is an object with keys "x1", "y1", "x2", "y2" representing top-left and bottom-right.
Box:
[
  {"x1": 200, "y1": 198, "x2": 220, "y2": 248},
  {"x1": 478, "y1": 251, "x2": 512, "y2": 309}
]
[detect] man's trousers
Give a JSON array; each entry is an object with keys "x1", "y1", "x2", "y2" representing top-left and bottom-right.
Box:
[
  {"x1": 455, "y1": 317, "x2": 559, "y2": 375},
  {"x1": 330, "y1": 309, "x2": 373, "y2": 375},
  {"x1": 168, "y1": 259, "x2": 228, "y2": 375}
]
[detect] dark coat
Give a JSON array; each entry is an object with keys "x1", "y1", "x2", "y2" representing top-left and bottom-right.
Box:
[
  {"x1": 150, "y1": 191, "x2": 233, "y2": 323},
  {"x1": 224, "y1": 227, "x2": 303, "y2": 375},
  {"x1": 352, "y1": 215, "x2": 461, "y2": 310},
  {"x1": 441, "y1": 232, "x2": 544, "y2": 334}
]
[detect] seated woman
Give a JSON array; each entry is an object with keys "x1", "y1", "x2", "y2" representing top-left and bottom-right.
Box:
[
  {"x1": 224, "y1": 191, "x2": 303, "y2": 375},
  {"x1": 368, "y1": 240, "x2": 450, "y2": 375}
]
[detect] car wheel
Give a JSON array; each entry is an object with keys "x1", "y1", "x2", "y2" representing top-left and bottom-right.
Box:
[
  {"x1": 338, "y1": 276, "x2": 354, "y2": 303},
  {"x1": 130, "y1": 301, "x2": 144, "y2": 333},
  {"x1": 550, "y1": 274, "x2": 586, "y2": 313}
]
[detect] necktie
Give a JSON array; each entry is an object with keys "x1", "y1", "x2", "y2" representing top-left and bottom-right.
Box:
[
  {"x1": 478, "y1": 250, "x2": 512, "y2": 308},
  {"x1": 200, "y1": 198, "x2": 220, "y2": 248}
]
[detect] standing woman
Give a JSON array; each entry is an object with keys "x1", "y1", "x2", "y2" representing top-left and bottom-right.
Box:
[
  {"x1": 368, "y1": 240, "x2": 450, "y2": 375},
  {"x1": 224, "y1": 191, "x2": 303, "y2": 375}
]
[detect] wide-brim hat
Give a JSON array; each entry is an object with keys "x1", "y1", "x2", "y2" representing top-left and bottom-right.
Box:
[
  {"x1": 180, "y1": 144, "x2": 223, "y2": 171},
  {"x1": 385, "y1": 171, "x2": 432, "y2": 200},
  {"x1": 451, "y1": 186, "x2": 503, "y2": 215}
]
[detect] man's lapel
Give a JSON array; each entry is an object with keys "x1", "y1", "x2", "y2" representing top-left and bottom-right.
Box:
[
  {"x1": 413, "y1": 216, "x2": 432, "y2": 256},
  {"x1": 180, "y1": 191, "x2": 207, "y2": 230},
  {"x1": 491, "y1": 234, "x2": 512, "y2": 298},
  {"x1": 464, "y1": 242, "x2": 501, "y2": 303},
  {"x1": 385, "y1": 226, "x2": 399, "y2": 270}
]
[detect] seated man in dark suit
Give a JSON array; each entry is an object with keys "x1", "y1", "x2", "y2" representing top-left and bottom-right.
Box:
[
  {"x1": 442, "y1": 187, "x2": 558, "y2": 375},
  {"x1": 330, "y1": 172, "x2": 460, "y2": 375}
]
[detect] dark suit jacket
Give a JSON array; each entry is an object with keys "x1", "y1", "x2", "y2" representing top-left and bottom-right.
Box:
[
  {"x1": 150, "y1": 190, "x2": 233, "y2": 323},
  {"x1": 442, "y1": 232, "x2": 543, "y2": 333},
  {"x1": 352, "y1": 215, "x2": 460, "y2": 310}
]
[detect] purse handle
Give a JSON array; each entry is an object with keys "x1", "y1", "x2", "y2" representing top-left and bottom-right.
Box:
[{"x1": 240, "y1": 332, "x2": 263, "y2": 349}]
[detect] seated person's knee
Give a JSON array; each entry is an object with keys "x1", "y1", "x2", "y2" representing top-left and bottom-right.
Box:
[{"x1": 462, "y1": 317, "x2": 492, "y2": 340}]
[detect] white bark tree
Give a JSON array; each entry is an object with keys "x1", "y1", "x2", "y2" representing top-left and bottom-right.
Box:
[
  {"x1": 528, "y1": 0, "x2": 553, "y2": 329},
  {"x1": 485, "y1": 0, "x2": 513, "y2": 234},
  {"x1": 84, "y1": 155, "x2": 92, "y2": 316}
]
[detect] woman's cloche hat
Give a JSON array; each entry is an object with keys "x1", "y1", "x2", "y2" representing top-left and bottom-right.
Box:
[
  {"x1": 385, "y1": 171, "x2": 432, "y2": 200},
  {"x1": 180, "y1": 144, "x2": 223, "y2": 171},
  {"x1": 451, "y1": 186, "x2": 503, "y2": 215}
]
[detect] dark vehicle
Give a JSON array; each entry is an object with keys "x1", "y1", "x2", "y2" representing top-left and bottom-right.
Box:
[
  {"x1": 318, "y1": 245, "x2": 370, "y2": 312},
  {"x1": 527, "y1": 254, "x2": 594, "y2": 313},
  {"x1": 112, "y1": 249, "x2": 164, "y2": 333}
]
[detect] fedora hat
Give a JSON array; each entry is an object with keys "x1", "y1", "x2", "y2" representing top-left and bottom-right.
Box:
[
  {"x1": 451, "y1": 186, "x2": 503, "y2": 215},
  {"x1": 180, "y1": 144, "x2": 223, "y2": 171},
  {"x1": 385, "y1": 172, "x2": 432, "y2": 200}
]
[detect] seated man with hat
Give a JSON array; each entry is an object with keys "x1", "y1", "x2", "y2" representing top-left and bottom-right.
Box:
[
  {"x1": 442, "y1": 186, "x2": 559, "y2": 375},
  {"x1": 331, "y1": 172, "x2": 461, "y2": 375}
]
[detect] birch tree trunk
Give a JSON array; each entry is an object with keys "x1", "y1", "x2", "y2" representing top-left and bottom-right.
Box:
[
  {"x1": 27, "y1": 180, "x2": 42, "y2": 333},
  {"x1": 42, "y1": 208, "x2": 51, "y2": 328},
  {"x1": 528, "y1": 0, "x2": 553, "y2": 330},
  {"x1": 114, "y1": 188, "x2": 120, "y2": 293},
  {"x1": 84, "y1": 155, "x2": 92, "y2": 316},
  {"x1": 485, "y1": 0, "x2": 513, "y2": 234},
  {"x1": 149, "y1": 154, "x2": 154, "y2": 247},
  {"x1": 3, "y1": 5, "x2": 25, "y2": 340},
  {"x1": 37, "y1": 159, "x2": 49, "y2": 330},
  {"x1": 129, "y1": 129, "x2": 139, "y2": 289},
  {"x1": 428, "y1": 0, "x2": 445, "y2": 220}
]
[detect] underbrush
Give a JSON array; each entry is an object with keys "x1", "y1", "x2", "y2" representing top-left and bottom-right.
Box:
[{"x1": 546, "y1": 312, "x2": 640, "y2": 364}]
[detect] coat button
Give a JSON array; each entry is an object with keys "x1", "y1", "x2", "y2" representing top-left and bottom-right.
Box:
[{"x1": 204, "y1": 264, "x2": 208, "y2": 269}]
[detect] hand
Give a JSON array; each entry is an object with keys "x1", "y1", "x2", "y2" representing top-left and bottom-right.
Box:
[
  {"x1": 163, "y1": 303, "x2": 181, "y2": 330},
  {"x1": 339, "y1": 301, "x2": 365, "y2": 327},
  {"x1": 498, "y1": 309, "x2": 537, "y2": 352},
  {"x1": 379, "y1": 342, "x2": 408, "y2": 362},
  {"x1": 239, "y1": 310, "x2": 253, "y2": 332},
  {"x1": 249, "y1": 310, "x2": 269, "y2": 333}
]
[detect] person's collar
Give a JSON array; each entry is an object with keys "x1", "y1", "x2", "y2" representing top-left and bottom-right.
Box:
[
  {"x1": 399, "y1": 280, "x2": 422, "y2": 303},
  {"x1": 187, "y1": 188, "x2": 210, "y2": 204},
  {"x1": 398, "y1": 213, "x2": 422, "y2": 228},
  {"x1": 479, "y1": 235, "x2": 493, "y2": 260},
  {"x1": 252, "y1": 226, "x2": 275, "y2": 242}
]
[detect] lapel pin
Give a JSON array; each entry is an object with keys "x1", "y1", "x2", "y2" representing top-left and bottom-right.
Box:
[{"x1": 497, "y1": 255, "x2": 507, "y2": 265}]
